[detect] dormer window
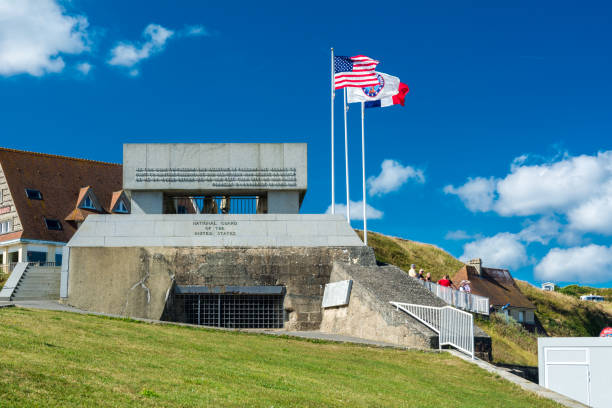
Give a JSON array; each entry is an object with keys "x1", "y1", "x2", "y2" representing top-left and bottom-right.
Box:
[
  {"x1": 78, "y1": 188, "x2": 100, "y2": 211},
  {"x1": 45, "y1": 218, "x2": 62, "y2": 231},
  {"x1": 115, "y1": 200, "x2": 128, "y2": 213},
  {"x1": 0, "y1": 220, "x2": 11, "y2": 234},
  {"x1": 82, "y1": 195, "x2": 95, "y2": 210},
  {"x1": 25, "y1": 188, "x2": 42, "y2": 200},
  {"x1": 110, "y1": 190, "x2": 130, "y2": 214}
]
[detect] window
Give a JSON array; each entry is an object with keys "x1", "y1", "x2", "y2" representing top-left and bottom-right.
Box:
[
  {"x1": 25, "y1": 188, "x2": 42, "y2": 200},
  {"x1": 518, "y1": 311, "x2": 524, "y2": 323},
  {"x1": 55, "y1": 252, "x2": 63, "y2": 266},
  {"x1": 0, "y1": 220, "x2": 11, "y2": 234},
  {"x1": 82, "y1": 195, "x2": 95, "y2": 209},
  {"x1": 44, "y1": 218, "x2": 62, "y2": 231},
  {"x1": 115, "y1": 200, "x2": 128, "y2": 213},
  {"x1": 27, "y1": 251, "x2": 47, "y2": 264}
]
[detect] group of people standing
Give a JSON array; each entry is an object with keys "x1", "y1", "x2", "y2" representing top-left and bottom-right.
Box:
[
  {"x1": 407, "y1": 264, "x2": 432, "y2": 282},
  {"x1": 407, "y1": 264, "x2": 472, "y2": 293}
]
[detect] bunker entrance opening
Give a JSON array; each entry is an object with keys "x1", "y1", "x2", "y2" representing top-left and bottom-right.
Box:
[
  {"x1": 165, "y1": 195, "x2": 263, "y2": 215},
  {"x1": 175, "y1": 287, "x2": 285, "y2": 329}
]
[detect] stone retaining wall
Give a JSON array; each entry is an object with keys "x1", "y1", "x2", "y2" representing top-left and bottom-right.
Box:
[{"x1": 65, "y1": 246, "x2": 376, "y2": 330}]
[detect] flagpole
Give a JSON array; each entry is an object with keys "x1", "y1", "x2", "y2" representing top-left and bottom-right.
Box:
[
  {"x1": 361, "y1": 101, "x2": 367, "y2": 245},
  {"x1": 343, "y1": 88, "x2": 350, "y2": 224},
  {"x1": 330, "y1": 48, "x2": 335, "y2": 214}
]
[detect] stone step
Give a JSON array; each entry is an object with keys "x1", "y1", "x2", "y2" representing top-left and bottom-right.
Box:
[
  {"x1": 18, "y1": 278, "x2": 60, "y2": 284},
  {"x1": 12, "y1": 295, "x2": 59, "y2": 300},
  {"x1": 18, "y1": 280, "x2": 60, "y2": 286},
  {"x1": 14, "y1": 286, "x2": 59, "y2": 291},
  {"x1": 17, "y1": 289, "x2": 60, "y2": 294},
  {"x1": 18, "y1": 283, "x2": 60, "y2": 288},
  {"x1": 19, "y1": 276, "x2": 59, "y2": 282},
  {"x1": 13, "y1": 290, "x2": 59, "y2": 296},
  {"x1": 22, "y1": 272, "x2": 61, "y2": 277}
]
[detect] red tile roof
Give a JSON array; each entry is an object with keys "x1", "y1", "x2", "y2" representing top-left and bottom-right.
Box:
[
  {"x1": 0, "y1": 147, "x2": 122, "y2": 243},
  {"x1": 452, "y1": 265, "x2": 535, "y2": 309}
]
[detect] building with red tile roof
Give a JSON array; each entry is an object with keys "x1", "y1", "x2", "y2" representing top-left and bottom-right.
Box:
[
  {"x1": 0, "y1": 147, "x2": 128, "y2": 269},
  {"x1": 452, "y1": 258, "x2": 536, "y2": 325}
]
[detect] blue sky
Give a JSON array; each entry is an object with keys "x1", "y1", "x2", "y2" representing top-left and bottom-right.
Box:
[{"x1": 2, "y1": 0, "x2": 612, "y2": 286}]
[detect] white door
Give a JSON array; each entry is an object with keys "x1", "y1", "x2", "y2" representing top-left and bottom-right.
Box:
[{"x1": 545, "y1": 348, "x2": 590, "y2": 406}]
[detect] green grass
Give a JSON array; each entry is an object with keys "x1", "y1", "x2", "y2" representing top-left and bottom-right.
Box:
[
  {"x1": 557, "y1": 284, "x2": 612, "y2": 301},
  {"x1": 356, "y1": 230, "x2": 464, "y2": 281},
  {"x1": 0, "y1": 308, "x2": 562, "y2": 407},
  {"x1": 476, "y1": 314, "x2": 538, "y2": 366},
  {"x1": 517, "y1": 280, "x2": 612, "y2": 337}
]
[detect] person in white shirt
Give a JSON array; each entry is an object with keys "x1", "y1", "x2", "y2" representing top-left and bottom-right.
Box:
[{"x1": 408, "y1": 264, "x2": 417, "y2": 278}]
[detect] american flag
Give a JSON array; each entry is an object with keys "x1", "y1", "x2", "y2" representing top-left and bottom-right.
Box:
[{"x1": 334, "y1": 55, "x2": 380, "y2": 90}]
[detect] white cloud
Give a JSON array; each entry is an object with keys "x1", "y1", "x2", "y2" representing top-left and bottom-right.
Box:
[
  {"x1": 325, "y1": 200, "x2": 383, "y2": 221},
  {"x1": 108, "y1": 24, "x2": 174, "y2": 69},
  {"x1": 535, "y1": 244, "x2": 612, "y2": 283},
  {"x1": 184, "y1": 25, "x2": 208, "y2": 37},
  {"x1": 443, "y1": 177, "x2": 496, "y2": 212},
  {"x1": 0, "y1": 0, "x2": 90, "y2": 77},
  {"x1": 445, "y1": 230, "x2": 473, "y2": 240},
  {"x1": 517, "y1": 217, "x2": 561, "y2": 245},
  {"x1": 76, "y1": 62, "x2": 92, "y2": 75},
  {"x1": 367, "y1": 159, "x2": 424, "y2": 196},
  {"x1": 461, "y1": 232, "x2": 529, "y2": 270},
  {"x1": 495, "y1": 152, "x2": 612, "y2": 216},
  {"x1": 567, "y1": 193, "x2": 612, "y2": 234},
  {"x1": 446, "y1": 151, "x2": 612, "y2": 237}
]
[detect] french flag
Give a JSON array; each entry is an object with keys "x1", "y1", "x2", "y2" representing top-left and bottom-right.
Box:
[{"x1": 365, "y1": 83, "x2": 409, "y2": 108}]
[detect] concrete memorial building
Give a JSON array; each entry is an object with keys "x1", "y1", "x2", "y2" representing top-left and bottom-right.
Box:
[
  {"x1": 61, "y1": 143, "x2": 488, "y2": 353},
  {"x1": 63, "y1": 143, "x2": 373, "y2": 331}
]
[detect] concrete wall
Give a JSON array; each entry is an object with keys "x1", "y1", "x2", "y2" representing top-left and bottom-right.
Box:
[
  {"x1": 267, "y1": 191, "x2": 300, "y2": 214},
  {"x1": 130, "y1": 191, "x2": 163, "y2": 215},
  {"x1": 68, "y1": 214, "x2": 364, "y2": 248},
  {"x1": 320, "y1": 262, "x2": 444, "y2": 349},
  {"x1": 65, "y1": 246, "x2": 375, "y2": 330},
  {"x1": 123, "y1": 143, "x2": 307, "y2": 194}
]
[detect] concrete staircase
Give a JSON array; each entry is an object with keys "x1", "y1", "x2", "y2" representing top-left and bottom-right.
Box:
[{"x1": 7, "y1": 264, "x2": 61, "y2": 301}]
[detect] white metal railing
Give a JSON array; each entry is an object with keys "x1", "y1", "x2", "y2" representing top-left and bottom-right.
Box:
[
  {"x1": 1, "y1": 262, "x2": 59, "y2": 275},
  {"x1": 390, "y1": 301, "x2": 475, "y2": 359},
  {"x1": 0, "y1": 263, "x2": 17, "y2": 277},
  {"x1": 417, "y1": 280, "x2": 489, "y2": 315}
]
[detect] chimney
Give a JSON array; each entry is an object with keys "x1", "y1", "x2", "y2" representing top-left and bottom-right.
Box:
[{"x1": 468, "y1": 258, "x2": 482, "y2": 276}]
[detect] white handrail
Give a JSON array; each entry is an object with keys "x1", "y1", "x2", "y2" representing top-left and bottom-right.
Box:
[
  {"x1": 417, "y1": 280, "x2": 489, "y2": 315},
  {"x1": 390, "y1": 301, "x2": 475, "y2": 359}
]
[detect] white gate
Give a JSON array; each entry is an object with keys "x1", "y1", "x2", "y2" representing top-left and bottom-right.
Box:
[{"x1": 390, "y1": 302, "x2": 475, "y2": 359}]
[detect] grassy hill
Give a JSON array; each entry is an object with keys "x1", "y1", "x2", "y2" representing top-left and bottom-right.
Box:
[
  {"x1": 360, "y1": 230, "x2": 612, "y2": 366},
  {"x1": 516, "y1": 280, "x2": 612, "y2": 337},
  {"x1": 0, "y1": 307, "x2": 561, "y2": 408},
  {"x1": 355, "y1": 230, "x2": 464, "y2": 281},
  {"x1": 476, "y1": 314, "x2": 539, "y2": 366},
  {"x1": 556, "y1": 284, "x2": 612, "y2": 302}
]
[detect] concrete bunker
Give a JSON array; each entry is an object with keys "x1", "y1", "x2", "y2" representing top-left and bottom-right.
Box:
[{"x1": 60, "y1": 143, "x2": 490, "y2": 354}]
